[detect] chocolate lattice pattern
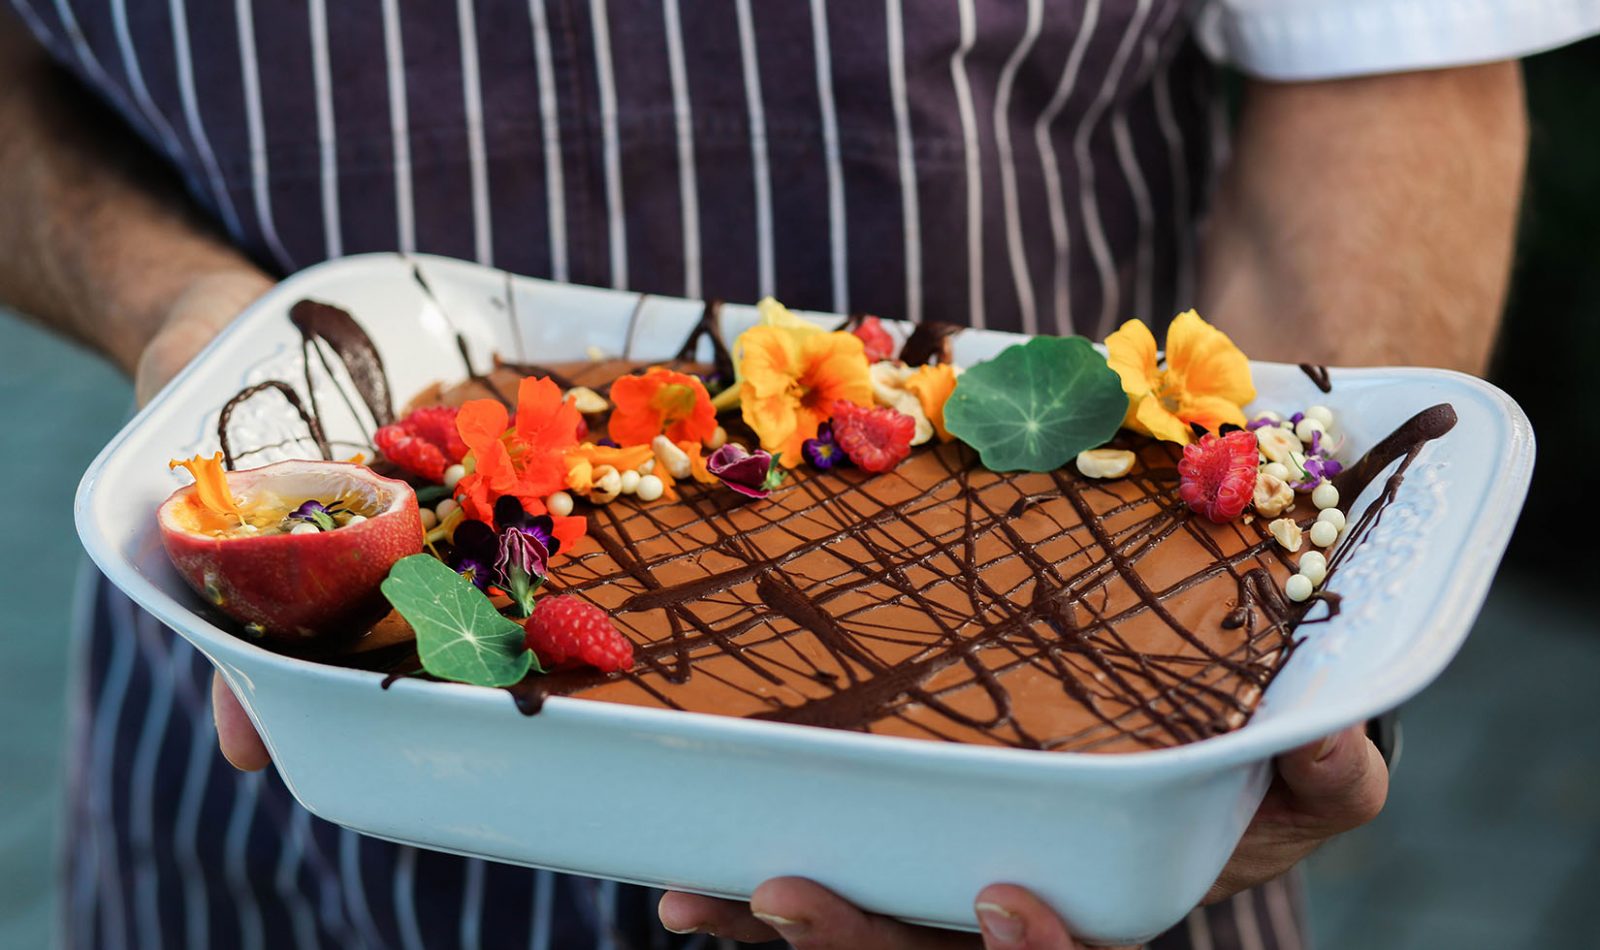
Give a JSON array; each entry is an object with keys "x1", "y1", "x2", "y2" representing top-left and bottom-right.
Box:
[{"x1": 539, "y1": 440, "x2": 1301, "y2": 753}]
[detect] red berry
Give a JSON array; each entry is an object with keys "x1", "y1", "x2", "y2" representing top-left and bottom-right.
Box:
[
  {"x1": 830, "y1": 400, "x2": 915, "y2": 474},
  {"x1": 1177, "y1": 430, "x2": 1258, "y2": 523},
  {"x1": 852, "y1": 316, "x2": 896, "y2": 363},
  {"x1": 523, "y1": 595, "x2": 634, "y2": 674},
  {"x1": 374, "y1": 406, "x2": 468, "y2": 483}
]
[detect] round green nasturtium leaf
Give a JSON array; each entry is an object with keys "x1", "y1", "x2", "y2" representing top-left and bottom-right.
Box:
[{"x1": 943, "y1": 336, "x2": 1127, "y2": 473}]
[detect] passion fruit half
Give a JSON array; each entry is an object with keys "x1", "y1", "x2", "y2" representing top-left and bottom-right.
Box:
[{"x1": 157, "y1": 460, "x2": 423, "y2": 643}]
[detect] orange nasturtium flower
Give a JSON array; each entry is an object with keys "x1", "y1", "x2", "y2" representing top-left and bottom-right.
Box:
[
  {"x1": 169, "y1": 452, "x2": 242, "y2": 531},
  {"x1": 454, "y1": 376, "x2": 587, "y2": 551},
  {"x1": 903, "y1": 363, "x2": 959, "y2": 443},
  {"x1": 564, "y1": 443, "x2": 654, "y2": 495},
  {"x1": 607, "y1": 368, "x2": 717, "y2": 446},
  {"x1": 1104, "y1": 310, "x2": 1255, "y2": 445},
  {"x1": 738, "y1": 325, "x2": 873, "y2": 468}
]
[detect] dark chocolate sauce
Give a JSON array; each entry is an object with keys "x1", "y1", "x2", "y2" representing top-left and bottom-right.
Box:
[
  {"x1": 899, "y1": 321, "x2": 962, "y2": 366},
  {"x1": 1298, "y1": 363, "x2": 1333, "y2": 393}
]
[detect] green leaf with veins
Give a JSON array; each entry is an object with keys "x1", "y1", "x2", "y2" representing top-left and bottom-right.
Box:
[
  {"x1": 943, "y1": 335, "x2": 1127, "y2": 473},
  {"x1": 380, "y1": 554, "x2": 539, "y2": 687}
]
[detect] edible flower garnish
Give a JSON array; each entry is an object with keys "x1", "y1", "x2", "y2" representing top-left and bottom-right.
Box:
[
  {"x1": 565, "y1": 442, "x2": 655, "y2": 495},
  {"x1": 1104, "y1": 310, "x2": 1255, "y2": 445},
  {"x1": 802, "y1": 422, "x2": 843, "y2": 470},
  {"x1": 903, "y1": 363, "x2": 958, "y2": 443},
  {"x1": 738, "y1": 315, "x2": 873, "y2": 467},
  {"x1": 169, "y1": 452, "x2": 241, "y2": 531},
  {"x1": 449, "y1": 496, "x2": 558, "y2": 616},
  {"x1": 454, "y1": 376, "x2": 587, "y2": 551},
  {"x1": 284, "y1": 500, "x2": 339, "y2": 532},
  {"x1": 706, "y1": 443, "x2": 776, "y2": 499},
  {"x1": 607, "y1": 367, "x2": 717, "y2": 446}
]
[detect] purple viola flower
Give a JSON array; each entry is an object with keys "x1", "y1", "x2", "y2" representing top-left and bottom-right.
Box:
[
  {"x1": 1309, "y1": 428, "x2": 1323, "y2": 456},
  {"x1": 449, "y1": 519, "x2": 499, "y2": 591},
  {"x1": 492, "y1": 495, "x2": 561, "y2": 557},
  {"x1": 495, "y1": 526, "x2": 550, "y2": 616},
  {"x1": 802, "y1": 422, "x2": 843, "y2": 471},
  {"x1": 1289, "y1": 411, "x2": 1305, "y2": 425},
  {"x1": 1246, "y1": 416, "x2": 1277, "y2": 431},
  {"x1": 495, "y1": 518, "x2": 551, "y2": 581},
  {"x1": 284, "y1": 499, "x2": 337, "y2": 532},
  {"x1": 707, "y1": 443, "x2": 775, "y2": 499}
]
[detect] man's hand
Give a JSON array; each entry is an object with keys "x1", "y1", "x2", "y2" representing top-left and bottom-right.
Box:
[
  {"x1": 134, "y1": 269, "x2": 277, "y2": 771},
  {"x1": 657, "y1": 725, "x2": 1386, "y2": 948}
]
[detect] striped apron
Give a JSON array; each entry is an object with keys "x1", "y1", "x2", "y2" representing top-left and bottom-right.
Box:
[{"x1": 14, "y1": 0, "x2": 1308, "y2": 945}]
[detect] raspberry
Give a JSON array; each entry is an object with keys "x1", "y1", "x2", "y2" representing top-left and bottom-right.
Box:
[
  {"x1": 374, "y1": 406, "x2": 468, "y2": 483},
  {"x1": 852, "y1": 316, "x2": 896, "y2": 363},
  {"x1": 523, "y1": 595, "x2": 634, "y2": 673},
  {"x1": 830, "y1": 400, "x2": 915, "y2": 474},
  {"x1": 1177, "y1": 430, "x2": 1258, "y2": 523}
]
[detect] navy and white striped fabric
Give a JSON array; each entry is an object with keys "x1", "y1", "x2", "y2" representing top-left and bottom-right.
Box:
[{"x1": 13, "y1": 0, "x2": 1325, "y2": 946}]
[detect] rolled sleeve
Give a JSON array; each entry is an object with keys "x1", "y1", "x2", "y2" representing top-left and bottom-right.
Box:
[{"x1": 1197, "y1": 0, "x2": 1600, "y2": 80}]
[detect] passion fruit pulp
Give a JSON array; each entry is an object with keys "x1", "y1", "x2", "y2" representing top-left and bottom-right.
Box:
[{"x1": 158, "y1": 460, "x2": 423, "y2": 643}]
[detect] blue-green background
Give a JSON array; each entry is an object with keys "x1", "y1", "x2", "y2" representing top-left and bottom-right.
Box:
[{"x1": 3, "y1": 39, "x2": 1599, "y2": 950}]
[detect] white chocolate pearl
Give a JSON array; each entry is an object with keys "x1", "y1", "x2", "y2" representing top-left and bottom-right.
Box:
[
  {"x1": 344, "y1": 514, "x2": 367, "y2": 526},
  {"x1": 1317, "y1": 507, "x2": 1347, "y2": 532},
  {"x1": 1298, "y1": 551, "x2": 1328, "y2": 586},
  {"x1": 1312, "y1": 481, "x2": 1340, "y2": 510},
  {"x1": 290, "y1": 522, "x2": 320, "y2": 536},
  {"x1": 1285, "y1": 574, "x2": 1314, "y2": 603},
  {"x1": 435, "y1": 498, "x2": 459, "y2": 520},
  {"x1": 419, "y1": 508, "x2": 439, "y2": 530},
  {"x1": 619, "y1": 470, "x2": 641, "y2": 494},
  {"x1": 442, "y1": 464, "x2": 466, "y2": 490},
  {"x1": 1309, "y1": 520, "x2": 1339, "y2": 548},
  {"x1": 635, "y1": 474, "x2": 664, "y2": 503},
  {"x1": 546, "y1": 490, "x2": 574, "y2": 518},
  {"x1": 1262, "y1": 462, "x2": 1291, "y2": 482},
  {"x1": 1305, "y1": 405, "x2": 1335, "y2": 428},
  {"x1": 1294, "y1": 417, "x2": 1326, "y2": 443}
]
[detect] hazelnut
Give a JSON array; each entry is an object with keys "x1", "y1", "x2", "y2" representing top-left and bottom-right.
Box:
[
  {"x1": 590, "y1": 465, "x2": 623, "y2": 504},
  {"x1": 1252, "y1": 473, "x2": 1295, "y2": 517},
  {"x1": 565, "y1": 386, "x2": 610, "y2": 414},
  {"x1": 1268, "y1": 517, "x2": 1303, "y2": 552},
  {"x1": 1074, "y1": 449, "x2": 1136, "y2": 479},
  {"x1": 1255, "y1": 426, "x2": 1302, "y2": 466},
  {"x1": 652, "y1": 435, "x2": 692, "y2": 479}
]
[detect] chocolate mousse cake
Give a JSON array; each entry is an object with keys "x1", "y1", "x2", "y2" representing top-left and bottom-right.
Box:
[{"x1": 199, "y1": 296, "x2": 1456, "y2": 754}]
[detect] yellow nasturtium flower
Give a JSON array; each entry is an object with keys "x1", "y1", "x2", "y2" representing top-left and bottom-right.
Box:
[
  {"x1": 1104, "y1": 310, "x2": 1255, "y2": 445},
  {"x1": 738, "y1": 321, "x2": 873, "y2": 468}
]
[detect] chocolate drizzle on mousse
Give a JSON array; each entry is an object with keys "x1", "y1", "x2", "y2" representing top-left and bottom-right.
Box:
[
  {"x1": 1298, "y1": 363, "x2": 1333, "y2": 393},
  {"x1": 207, "y1": 290, "x2": 1457, "y2": 753},
  {"x1": 217, "y1": 299, "x2": 395, "y2": 470}
]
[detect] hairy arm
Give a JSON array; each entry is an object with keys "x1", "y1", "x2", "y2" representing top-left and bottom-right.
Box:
[
  {"x1": 0, "y1": 21, "x2": 269, "y2": 383},
  {"x1": 1199, "y1": 62, "x2": 1528, "y2": 375}
]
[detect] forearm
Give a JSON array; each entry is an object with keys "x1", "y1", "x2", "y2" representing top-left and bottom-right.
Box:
[
  {"x1": 0, "y1": 24, "x2": 266, "y2": 376},
  {"x1": 1198, "y1": 62, "x2": 1528, "y2": 375}
]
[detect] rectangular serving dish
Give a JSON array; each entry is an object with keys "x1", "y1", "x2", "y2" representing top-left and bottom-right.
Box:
[{"x1": 76, "y1": 253, "x2": 1534, "y2": 945}]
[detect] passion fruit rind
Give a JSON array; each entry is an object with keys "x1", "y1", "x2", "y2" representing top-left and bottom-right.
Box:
[{"x1": 158, "y1": 460, "x2": 424, "y2": 643}]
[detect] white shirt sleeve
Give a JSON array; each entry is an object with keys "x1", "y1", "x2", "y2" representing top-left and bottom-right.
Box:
[{"x1": 1196, "y1": 0, "x2": 1600, "y2": 81}]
